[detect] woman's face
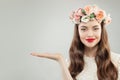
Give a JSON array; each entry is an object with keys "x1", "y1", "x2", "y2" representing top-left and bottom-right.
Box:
[{"x1": 78, "y1": 20, "x2": 102, "y2": 48}]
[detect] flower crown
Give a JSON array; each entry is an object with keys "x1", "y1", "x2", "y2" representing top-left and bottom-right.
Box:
[{"x1": 69, "y1": 5, "x2": 111, "y2": 25}]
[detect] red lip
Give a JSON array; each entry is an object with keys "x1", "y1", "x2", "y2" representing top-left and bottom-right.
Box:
[{"x1": 86, "y1": 38, "x2": 95, "y2": 42}]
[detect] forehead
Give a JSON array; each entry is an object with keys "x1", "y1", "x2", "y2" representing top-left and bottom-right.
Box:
[{"x1": 79, "y1": 20, "x2": 101, "y2": 28}]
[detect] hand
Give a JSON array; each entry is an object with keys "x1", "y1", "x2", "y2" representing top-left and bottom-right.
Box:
[
  {"x1": 31, "y1": 52, "x2": 73, "y2": 80},
  {"x1": 31, "y1": 52, "x2": 63, "y2": 61}
]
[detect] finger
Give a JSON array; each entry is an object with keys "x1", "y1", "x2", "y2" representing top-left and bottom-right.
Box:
[
  {"x1": 30, "y1": 52, "x2": 49, "y2": 57},
  {"x1": 31, "y1": 52, "x2": 56, "y2": 59},
  {"x1": 31, "y1": 52, "x2": 41, "y2": 57}
]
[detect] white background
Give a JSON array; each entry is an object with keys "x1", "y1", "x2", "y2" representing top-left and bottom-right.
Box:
[{"x1": 0, "y1": 0, "x2": 120, "y2": 80}]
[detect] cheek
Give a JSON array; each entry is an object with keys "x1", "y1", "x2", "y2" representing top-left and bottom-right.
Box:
[
  {"x1": 96, "y1": 31, "x2": 102, "y2": 39},
  {"x1": 79, "y1": 31, "x2": 86, "y2": 41}
]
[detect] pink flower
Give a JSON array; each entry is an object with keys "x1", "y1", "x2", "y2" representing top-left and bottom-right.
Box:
[
  {"x1": 84, "y1": 5, "x2": 92, "y2": 15},
  {"x1": 74, "y1": 12, "x2": 80, "y2": 20},
  {"x1": 104, "y1": 14, "x2": 112, "y2": 25},
  {"x1": 69, "y1": 10, "x2": 80, "y2": 24},
  {"x1": 76, "y1": 8, "x2": 84, "y2": 16},
  {"x1": 69, "y1": 5, "x2": 112, "y2": 25}
]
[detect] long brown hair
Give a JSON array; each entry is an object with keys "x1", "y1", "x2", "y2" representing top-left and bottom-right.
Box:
[{"x1": 69, "y1": 21, "x2": 118, "y2": 80}]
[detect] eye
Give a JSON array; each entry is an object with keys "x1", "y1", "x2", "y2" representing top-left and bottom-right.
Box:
[
  {"x1": 93, "y1": 28, "x2": 99, "y2": 31},
  {"x1": 81, "y1": 28, "x2": 86, "y2": 31}
]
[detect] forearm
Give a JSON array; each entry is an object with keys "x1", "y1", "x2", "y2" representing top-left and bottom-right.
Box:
[{"x1": 58, "y1": 57, "x2": 73, "y2": 80}]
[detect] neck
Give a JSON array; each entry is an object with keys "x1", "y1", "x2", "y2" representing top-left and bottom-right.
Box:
[{"x1": 84, "y1": 46, "x2": 98, "y2": 57}]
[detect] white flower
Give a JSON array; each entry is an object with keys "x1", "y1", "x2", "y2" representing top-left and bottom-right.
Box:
[
  {"x1": 104, "y1": 14, "x2": 112, "y2": 25},
  {"x1": 81, "y1": 16, "x2": 90, "y2": 23}
]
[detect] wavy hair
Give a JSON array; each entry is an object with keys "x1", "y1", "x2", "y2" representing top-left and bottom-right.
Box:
[{"x1": 68, "y1": 22, "x2": 118, "y2": 80}]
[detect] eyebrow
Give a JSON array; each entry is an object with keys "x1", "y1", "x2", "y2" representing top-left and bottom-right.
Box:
[
  {"x1": 93, "y1": 25, "x2": 99, "y2": 28},
  {"x1": 80, "y1": 26, "x2": 87, "y2": 28},
  {"x1": 80, "y1": 25, "x2": 99, "y2": 28}
]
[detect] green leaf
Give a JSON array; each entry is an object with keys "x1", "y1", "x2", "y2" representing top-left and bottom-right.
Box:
[
  {"x1": 81, "y1": 9, "x2": 86, "y2": 15},
  {"x1": 90, "y1": 13, "x2": 95, "y2": 18}
]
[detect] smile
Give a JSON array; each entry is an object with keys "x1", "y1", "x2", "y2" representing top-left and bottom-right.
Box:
[{"x1": 86, "y1": 38, "x2": 95, "y2": 43}]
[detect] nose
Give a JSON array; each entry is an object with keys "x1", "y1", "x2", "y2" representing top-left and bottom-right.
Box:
[{"x1": 87, "y1": 30, "x2": 94, "y2": 37}]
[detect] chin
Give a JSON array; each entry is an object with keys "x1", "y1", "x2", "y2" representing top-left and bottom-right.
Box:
[
  {"x1": 85, "y1": 44, "x2": 97, "y2": 48},
  {"x1": 86, "y1": 45, "x2": 95, "y2": 48}
]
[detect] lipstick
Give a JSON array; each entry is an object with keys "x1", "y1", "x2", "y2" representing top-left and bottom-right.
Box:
[{"x1": 86, "y1": 38, "x2": 95, "y2": 42}]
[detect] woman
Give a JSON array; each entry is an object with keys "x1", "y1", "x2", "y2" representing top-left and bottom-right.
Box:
[{"x1": 31, "y1": 5, "x2": 120, "y2": 80}]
